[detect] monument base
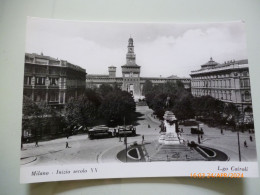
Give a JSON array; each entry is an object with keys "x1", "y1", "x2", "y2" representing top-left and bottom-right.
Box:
[{"x1": 164, "y1": 133, "x2": 182, "y2": 145}]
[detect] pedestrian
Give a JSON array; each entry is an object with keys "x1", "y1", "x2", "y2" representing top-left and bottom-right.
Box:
[
  {"x1": 220, "y1": 128, "x2": 223, "y2": 135},
  {"x1": 35, "y1": 139, "x2": 38, "y2": 147},
  {"x1": 142, "y1": 135, "x2": 144, "y2": 142},
  {"x1": 244, "y1": 140, "x2": 248, "y2": 148},
  {"x1": 66, "y1": 141, "x2": 69, "y2": 148},
  {"x1": 181, "y1": 128, "x2": 184, "y2": 133},
  {"x1": 198, "y1": 134, "x2": 201, "y2": 144},
  {"x1": 250, "y1": 135, "x2": 253, "y2": 142},
  {"x1": 148, "y1": 124, "x2": 150, "y2": 128}
]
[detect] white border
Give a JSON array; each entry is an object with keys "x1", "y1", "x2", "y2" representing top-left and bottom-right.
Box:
[{"x1": 20, "y1": 161, "x2": 259, "y2": 183}]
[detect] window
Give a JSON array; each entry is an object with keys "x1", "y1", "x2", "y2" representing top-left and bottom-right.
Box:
[
  {"x1": 244, "y1": 91, "x2": 251, "y2": 101},
  {"x1": 35, "y1": 77, "x2": 45, "y2": 85},
  {"x1": 24, "y1": 76, "x2": 32, "y2": 85},
  {"x1": 242, "y1": 71, "x2": 248, "y2": 77},
  {"x1": 49, "y1": 92, "x2": 59, "y2": 102},
  {"x1": 50, "y1": 78, "x2": 58, "y2": 86},
  {"x1": 241, "y1": 79, "x2": 250, "y2": 88}
]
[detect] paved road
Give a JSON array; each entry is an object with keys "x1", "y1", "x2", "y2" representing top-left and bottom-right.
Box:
[
  {"x1": 21, "y1": 106, "x2": 257, "y2": 166},
  {"x1": 21, "y1": 106, "x2": 159, "y2": 166}
]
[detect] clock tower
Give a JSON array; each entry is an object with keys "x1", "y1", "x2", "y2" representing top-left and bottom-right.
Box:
[{"x1": 121, "y1": 37, "x2": 141, "y2": 100}]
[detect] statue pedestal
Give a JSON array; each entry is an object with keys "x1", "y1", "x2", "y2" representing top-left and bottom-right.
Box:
[
  {"x1": 159, "y1": 111, "x2": 183, "y2": 145},
  {"x1": 164, "y1": 133, "x2": 181, "y2": 145}
]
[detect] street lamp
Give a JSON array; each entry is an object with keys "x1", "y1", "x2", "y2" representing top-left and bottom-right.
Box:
[
  {"x1": 236, "y1": 121, "x2": 242, "y2": 162},
  {"x1": 123, "y1": 116, "x2": 127, "y2": 162}
]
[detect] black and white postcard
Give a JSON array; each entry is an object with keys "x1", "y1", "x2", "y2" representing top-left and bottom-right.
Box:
[{"x1": 20, "y1": 18, "x2": 258, "y2": 183}]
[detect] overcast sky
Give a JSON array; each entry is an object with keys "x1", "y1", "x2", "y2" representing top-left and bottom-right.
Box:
[{"x1": 26, "y1": 18, "x2": 248, "y2": 78}]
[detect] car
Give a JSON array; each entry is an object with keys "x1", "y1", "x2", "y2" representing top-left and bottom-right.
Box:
[{"x1": 190, "y1": 126, "x2": 204, "y2": 134}]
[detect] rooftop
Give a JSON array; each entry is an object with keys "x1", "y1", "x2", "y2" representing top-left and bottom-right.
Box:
[
  {"x1": 190, "y1": 58, "x2": 249, "y2": 75},
  {"x1": 25, "y1": 53, "x2": 86, "y2": 72}
]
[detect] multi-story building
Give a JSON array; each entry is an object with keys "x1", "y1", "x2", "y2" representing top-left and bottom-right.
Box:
[
  {"x1": 23, "y1": 53, "x2": 86, "y2": 107},
  {"x1": 86, "y1": 37, "x2": 191, "y2": 100},
  {"x1": 190, "y1": 57, "x2": 253, "y2": 122}
]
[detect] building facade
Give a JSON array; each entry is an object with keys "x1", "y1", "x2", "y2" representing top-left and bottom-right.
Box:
[
  {"x1": 86, "y1": 37, "x2": 191, "y2": 100},
  {"x1": 121, "y1": 37, "x2": 141, "y2": 97},
  {"x1": 190, "y1": 58, "x2": 253, "y2": 122},
  {"x1": 23, "y1": 53, "x2": 86, "y2": 107}
]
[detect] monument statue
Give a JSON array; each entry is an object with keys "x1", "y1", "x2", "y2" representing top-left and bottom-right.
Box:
[
  {"x1": 159, "y1": 111, "x2": 183, "y2": 145},
  {"x1": 165, "y1": 95, "x2": 170, "y2": 108}
]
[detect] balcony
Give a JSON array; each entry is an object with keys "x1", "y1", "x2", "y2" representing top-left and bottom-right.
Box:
[
  {"x1": 34, "y1": 85, "x2": 47, "y2": 89},
  {"x1": 24, "y1": 84, "x2": 32, "y2": 89},
  {"x1": 48, "y1": 101, "x2": 60, "y2": 105},
  {"x1": 48, "y1": 85, "x2": 59, "y2": 89}
]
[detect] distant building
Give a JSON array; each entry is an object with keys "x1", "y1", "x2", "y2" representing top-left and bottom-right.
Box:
[
  {"x1": 86, "y1": 37, "x2": 191, "y2": 100},
  {"x1": 190, "y1": 57, "x2": 253, "y2": 122},
  {"x1": 23, "y1": 53, "x2": 86, "y2": 107}
]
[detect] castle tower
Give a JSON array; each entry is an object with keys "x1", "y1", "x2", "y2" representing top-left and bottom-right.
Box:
[
  {"x1": 121, "y1": 37, "x2": 141, "y2": 100},
  {"x1": 108, "y1": 66, "x2": 116, "y2": 77}
]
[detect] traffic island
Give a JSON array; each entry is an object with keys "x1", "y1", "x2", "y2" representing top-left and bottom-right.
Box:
[{"x1": 117, "y1": 144, "x2": 146, "y2": 162}]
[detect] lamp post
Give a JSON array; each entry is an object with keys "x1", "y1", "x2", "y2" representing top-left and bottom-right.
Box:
[
  {"x1": 124, "y1": 116, "x2": 127, "y2": 162},
  {"x1": 236, "y1": 121, "x2": 242, "y2": 162}
]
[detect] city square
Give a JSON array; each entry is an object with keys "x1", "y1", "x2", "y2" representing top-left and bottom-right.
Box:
[
  {"x1": 21, "y1": 20, "x2": 257, "y2": 168},
  {"x1": 21, "y1": 105, "x2": 257, "y2": 166}
]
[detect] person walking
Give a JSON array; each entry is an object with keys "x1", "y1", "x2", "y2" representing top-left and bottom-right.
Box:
[
  {"x1": 198, "y1": 134, "x2": 201, "y2": 144},
  {"x1": 66, "y1": 141, "x2": 70, "y2": 148},
  {"x1": 250, "y1": 135, "x2": 253, "y2": 142},
  {"x1": 244, "y1": 140, "x2": 248, "y2": 148},
  {"x1": 35, "y1": 139, "x2": 39, "y2": 147}
]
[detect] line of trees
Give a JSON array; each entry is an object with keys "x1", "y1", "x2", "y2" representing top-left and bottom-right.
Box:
[
  {"x1": 143, "y1": 80, "x2": 240, "y2": 126},
  {"x1": 22, "y1": 84, "x2": 136, "y2": 145},
  {"x1": 22, "y1": 96, "x2": 65, "y2": 148},
  {"x1": 65, "y1": 84, "x2": 136, "y2": 128}
]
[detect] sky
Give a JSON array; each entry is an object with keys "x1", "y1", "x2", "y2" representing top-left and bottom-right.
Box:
[{"x1": 25, "y1": 18, "x2": 248, "y2": 78}]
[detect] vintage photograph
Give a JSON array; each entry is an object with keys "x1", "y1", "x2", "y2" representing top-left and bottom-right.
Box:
[{"x1": 20, "y1": 18, "x2": 257, "y2": 181}]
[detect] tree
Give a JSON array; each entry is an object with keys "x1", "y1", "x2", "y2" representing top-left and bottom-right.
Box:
[
  {"x1": 22, "y1": 96, "x2": 38, "y2": 148},
  {"x1": 98, "y1": 84, "x2": 114, "y2": 97},
  {"x1": 142, "y1": 80, "x2": 153, "y2": 95},
  {"x1": 173, "y1": 95, "x2": 195, "y2": 120},
  {"x1": 99, "y1": 91, "x2": 136, "y2": 124},
  {"x1": 65, "y1": 95, "x2": 98, "y2": 129},
  {"x1": 22, "y1": 96, "x2": 52, "y2": 146}
]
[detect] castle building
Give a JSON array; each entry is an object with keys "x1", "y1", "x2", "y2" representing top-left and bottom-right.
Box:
[
  {"x1": 121, "y1": 37, "x2": 141, "y2": 97},
  {"x1": 23, "y1": 53, "x2": 86, "y2": 107},
  {"x1": 190, "y1": 57, "x2": 253, "y2": 123},
  {"x1": 86, "y1": 37, "x2": 191, "y2": 100}
]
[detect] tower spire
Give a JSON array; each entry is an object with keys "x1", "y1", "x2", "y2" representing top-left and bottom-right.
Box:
[{"x1": 126, "y1": 37, "x2": 135, "y2": 65}]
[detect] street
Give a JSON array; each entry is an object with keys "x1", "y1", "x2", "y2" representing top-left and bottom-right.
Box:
[{"x1": 21, "y1": 106, "x2": 257, "y2": 166}]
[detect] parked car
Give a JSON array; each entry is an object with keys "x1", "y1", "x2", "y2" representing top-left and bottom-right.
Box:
[{"x1": 190, "y1": 126, "x2": 204, "y2": 134}]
